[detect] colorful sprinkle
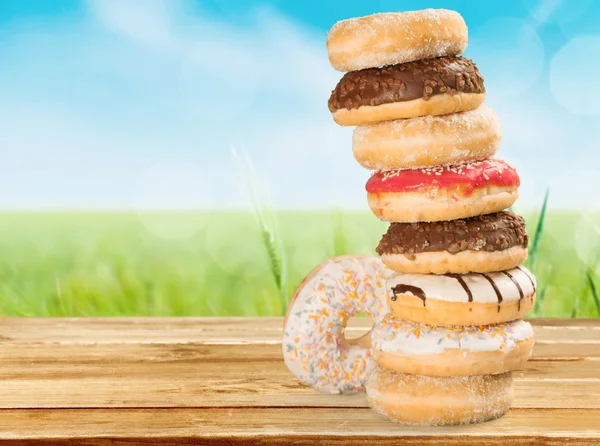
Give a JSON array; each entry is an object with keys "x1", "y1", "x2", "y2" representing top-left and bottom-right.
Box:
[{"x1": 282, "y1": 256, "x2": 393, "y2": 394}]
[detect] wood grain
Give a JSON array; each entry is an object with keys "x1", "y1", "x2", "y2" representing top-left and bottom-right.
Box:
[
  {"x1": 0, "y1": 317, "x2": 598, "y2": 344},
  {"x1": 0, "y1": 318, "x2": 598, "y2": 444},
  {"x1": 0, "y1": 408, "x2": 599, "y2": 445},
  {"x1": 0, "y1": 343, "x2": 598, "y2": 409}
]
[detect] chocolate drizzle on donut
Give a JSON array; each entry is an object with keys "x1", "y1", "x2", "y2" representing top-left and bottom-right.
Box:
[
  {"x1": 328, "y1": 56, "x2": 485, "y2": 112},
  {"x1": 391, "y1": 284, "x2": 427, "y2": 306},
  {"x1": 479, "y1": 273, "x2": 503, "y2": 312},
  {"x1": 443, "y1": 273, "x2": 473, "y2": 302},
  {"x1": 390, "y1": 268, "x2": 535, "y2": 312},
  {"x1": 501, "y1": 270, "x2": 524, "y2": 311},
  {"x1": 517, "y1": 266, "x2": 536, "y2": 293}
]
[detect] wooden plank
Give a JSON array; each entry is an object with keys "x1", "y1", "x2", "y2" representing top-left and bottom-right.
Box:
[
  {"x1": 0, "y1": 408, "x2": 598, "y2": 445},
  {"x1": 0, "y1": 342, "x2": 598, "y2": 409},
  {"x1": 0, "y1": 318, "x2": 598, "y2": 344},
  {"x1": 0, "y1": 377, "x2": 598, "y2": 410},
  {"x1": 1, "y1": 344, "x2": 599, "y2": 379}
]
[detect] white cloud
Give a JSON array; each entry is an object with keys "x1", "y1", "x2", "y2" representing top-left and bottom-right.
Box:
[{"x1": 0, "y1": 0, "x2": 343, "y2": 209}]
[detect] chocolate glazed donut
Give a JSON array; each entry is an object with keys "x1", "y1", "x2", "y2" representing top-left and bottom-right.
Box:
[
  {"x1": 377, "y1": 211, "x2": 528, "y2": 257},
  {"x1": 328, "y1": 56, "x2": 486, "y2": 126},
  {"x1": 376, "y1": 211, "x2": 530, "y2": 275},
  {"x1": 329, "y1": 56, "x2": 484, "y2": 112}
]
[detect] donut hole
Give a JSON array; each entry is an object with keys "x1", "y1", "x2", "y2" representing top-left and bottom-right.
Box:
[{"x1": 345, "y1": 312, "x2": 374, "y2": 347}]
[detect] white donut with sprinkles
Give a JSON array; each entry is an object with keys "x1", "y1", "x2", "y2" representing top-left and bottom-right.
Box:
[
  {"x1": 283, "y1": 255, "x2": 392, "y2": 394},
  {"x1": 371, "y1": 315, "x2": 534, "y2": 377}
]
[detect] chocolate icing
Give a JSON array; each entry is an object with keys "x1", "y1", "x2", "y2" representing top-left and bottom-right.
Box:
[
  {"x1": 501, "y1": 270, "x2": 524, "y2": 311},
  {"x1": 443, "y1": 274, "x2": 473, "y2": 302},
  {"x1": 328, "y1": 56, "x2": 485, "y2": 112},
  {"x1": 376, "y1": 211, "x2": 528, "y2": 257},
  {"x1": 392, "y1": 273, "x2": 511, "y2": 309},
  {"x1": 516, "y1": 266, "x2": 536, "y2": 311},
  {"x1": 517, "y1": 266, "x2": 536, "y2": 293},
  {"x1": 480, "y1": 273, "x2": 503, "y2": 312},
  {"x1": 391, "y1": 284, "x2": 427, "y2": 306}
]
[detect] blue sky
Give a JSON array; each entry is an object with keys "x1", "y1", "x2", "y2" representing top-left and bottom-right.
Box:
[{"x1": 1, "y1": 0, "x2": 600, "y2": 211}]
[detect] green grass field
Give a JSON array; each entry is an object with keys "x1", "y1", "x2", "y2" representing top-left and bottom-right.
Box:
[{"x1": 0, "y1": 210, "x2": 598, "y2": 317}]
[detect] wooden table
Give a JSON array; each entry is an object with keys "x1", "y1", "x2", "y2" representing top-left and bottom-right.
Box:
[{"x1": 0, "y1": 318, "x2": 599, "y2": 444}]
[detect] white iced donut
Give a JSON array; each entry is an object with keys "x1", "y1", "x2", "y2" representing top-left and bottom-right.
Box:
[
  {"x1": 371, "y1": 315, "x2": 534, "y2": 376},
  {"x1": 282, "y1": 255, "x2": 392, "y2": 394},
  {"x1": 386, "y1": 266, "x2": 537, "y2": 325}
]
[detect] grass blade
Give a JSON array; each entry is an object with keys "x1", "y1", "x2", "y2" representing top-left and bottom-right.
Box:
[
  {"x1": 528, "y1": 188, "x2": 549, "y2": 271},
  {"x1": 586, "y1": 270, "x2": 600, "y2": 316},
  {"x1": 570, "y1": 295, "x2": 580, "y2": 318},
  {"x1": 231, "y1": 146, "x2": 288, "y2": 313},
  {"x1": 532, "y1": 283, "x2": 547, "y2": 317}
]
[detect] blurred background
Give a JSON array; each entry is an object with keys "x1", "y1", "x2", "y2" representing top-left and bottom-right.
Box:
[{"x1": 1, "y1": 0, "x2": 599, "y2": 317}]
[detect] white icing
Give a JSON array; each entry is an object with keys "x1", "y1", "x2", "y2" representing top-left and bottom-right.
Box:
[
  {"x1": 387, "y1": 266, "x2": 536, "y2": 304},
  {"x1": 282, "y1": 256, "x2": 393, "y2": 394},
  {"x1": 372, "y1": 316, "x2": 534, "y2": 356}
]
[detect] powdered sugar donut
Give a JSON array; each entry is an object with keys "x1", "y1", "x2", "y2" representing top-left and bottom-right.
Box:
[
  {"x1": 353, "y1": 107, "x2": 501, "y2": 170},
  {"x1": 282, "y1": 255, "x2": 392, "y2": 394},
  {"x1": 386, "y1": 266, "x2": 537, "y2": 325},
  {"x1": 367, "y1": 369, "x2": 514, "y2": 426},
  {"x1": 366, "y1": 159, "x2": 520, "y2": 223},
  {"x1": 327, "y1": 9, "x2": 468, "y2": 72},
  {"x1": 371, "y1": 315, "x2": 534, "y2": 376}
]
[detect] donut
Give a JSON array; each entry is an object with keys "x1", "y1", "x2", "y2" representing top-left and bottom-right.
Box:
[
  {"x1": 371, "y1": 315, "x2": 534, "y2": 376},
  {"x1": 366, "y1": 159, "x2": 519, "y2": 223},
  {"x1": 353, "y1": 107, "x2": 500, "y2": 170},
  {"x1": 386, "y1": 266, "x2": 537, "y2": 325},
  {"x1": 366, "y1": 368, "x2": 513, "y2": 426},
  {"x1": 327, "y1": 9, "x2": 468, "y2": 72},
  {"x1": 282, "y1": 255, "x2": 393, "y2": 394},
  {"x1": 376, "y1": 211, "x2": 529, "y2": 275},
  {"x1": 329, "y1": 57, "x2": 486, "y2": 126}
]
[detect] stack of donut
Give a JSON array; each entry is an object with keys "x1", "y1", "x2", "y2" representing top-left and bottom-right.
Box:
[
  {"x1": 282, "y1": 8, "x2": 536, "y2": 427},
  {"x1": 327, "y1": 9, "x2": 536, "y2": 425}
]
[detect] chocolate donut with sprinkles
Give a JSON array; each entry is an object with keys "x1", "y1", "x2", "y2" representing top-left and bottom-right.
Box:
[
  {"x1": 329, "y1": 56, "x2": 486, "y2": 126},
  {"x1": 376, "y1": 211, "x2": 529, "y2": 275},
  {"x1": 366, "y1": 159, "x2": 520, "y2": 223},
  {"x1": 282, "y1": 255, "x2": 393, "y2": 394},
  {"x1": 385, "y1": 265, "x2": 536, "y2": 326}
]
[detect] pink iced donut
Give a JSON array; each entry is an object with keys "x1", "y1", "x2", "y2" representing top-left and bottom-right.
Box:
[{"x1": 283, "y1": 255, "x2": 392, "y2": 394}]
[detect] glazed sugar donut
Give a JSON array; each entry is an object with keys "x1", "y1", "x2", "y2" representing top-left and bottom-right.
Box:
[
  {"x1": 329, "y1": 57, "x2": 486, "y2": 127},
  {"x1": 282, "y1": 255, "x2": 392, "y2": 394},
  {"x1": 366, "y1": 159, "x2": 519, "y2": 223},
  {"x1": 353, "y1": 107, "x2": 500, "y2": 170},
  {"x1": 327, "y1": 9, "x2": 468, "y2": 72},
  {"x1": 376, "y1": 211, "x2": 529, "y2": 274},
  {"x1": 371, "y1": 315, "x2": 534, "y2": 376},
  {"x1": 386, "y1": 266, "x2": 537, "y2": 325},
  {"x1": 366, "y1": 368, "x2": 513, "y2": 426}
]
